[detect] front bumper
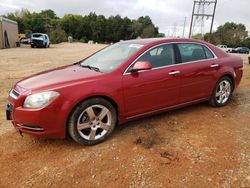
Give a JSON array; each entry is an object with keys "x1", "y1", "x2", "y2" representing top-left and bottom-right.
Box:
[
  {"x1": 31, "y1": 40, "x2": 44, "y2": 47},
  {"x1": 7, "y1": 96, "x2": 68, "y2": 139}
]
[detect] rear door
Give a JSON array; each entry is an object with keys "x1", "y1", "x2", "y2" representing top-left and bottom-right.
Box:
[{"x1": 175, "y1": 43, "x2": 219, "y2": 103}]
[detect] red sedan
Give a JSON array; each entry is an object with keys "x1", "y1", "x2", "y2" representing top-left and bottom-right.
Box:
[{"x1": 6, "y1": 38, "x2": 243, "y2": 145}]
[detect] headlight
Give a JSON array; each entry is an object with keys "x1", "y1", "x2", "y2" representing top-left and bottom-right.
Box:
[{"x1": 23, "y1": 91, "x2": 60, "y2": 109}]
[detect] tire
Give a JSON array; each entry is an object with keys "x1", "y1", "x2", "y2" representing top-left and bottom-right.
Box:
[
  {"x1": 209, "y1": 76, "x2": 233, "y2": 107},
  {"x1": 31, "y1": 45, "x2": 34, "y2": 48},
  {"x1": 68, "y1": 98, "x2": 117, "y2": 145}
]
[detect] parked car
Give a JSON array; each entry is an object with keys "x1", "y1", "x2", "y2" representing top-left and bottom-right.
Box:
[
  {"x1": 30, "y1": 33, "x2": 50, "y2": 48},
  {"x1": 217, "y1": 45, "x2": 232, "y2": 53},
  {"x1": 232, "y1": 47, "x2": 249, "y2": 54},
  {"x1": 20, "y1": 38, "x2": 31, "y2": 44},
  {"x1": 6, "y1": 38, "x2": 243, "y2": 145}
]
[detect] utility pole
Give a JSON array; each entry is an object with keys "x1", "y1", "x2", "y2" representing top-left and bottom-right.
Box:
[
  {"x1": 188, "y1": 0, "x2": 217, "y2": 38},
  {"x1": 182, "y1": 16, "x2": 187, "y2": 38},
  {"x1": 172, "y1": 23, "x2": 177, "y2": 37},
  {"x1": 210, "y1": 0, "x2": 217, "y2": 35}
]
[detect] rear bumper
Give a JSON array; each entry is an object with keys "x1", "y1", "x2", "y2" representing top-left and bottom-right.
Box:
[{"x1": 235, "y1": 68, "x2": 243, "y2": 89}]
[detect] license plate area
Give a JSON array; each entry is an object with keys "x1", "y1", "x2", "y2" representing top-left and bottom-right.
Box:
[{"x1": 6, "y1": 104, "x2": 13, "y2": 120}]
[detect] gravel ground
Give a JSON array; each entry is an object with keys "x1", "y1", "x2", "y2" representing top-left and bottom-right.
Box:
[{"x1": 0, "y1": 43, "x2": 249, "y2": 187}]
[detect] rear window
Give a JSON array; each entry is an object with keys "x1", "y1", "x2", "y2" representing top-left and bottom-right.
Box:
[
  {"x1": 177, "y1": 43, "x2": 214, "y2": 63},
  {"x1": 204, "y1": 46, "x2": 214, "y2": 59}
]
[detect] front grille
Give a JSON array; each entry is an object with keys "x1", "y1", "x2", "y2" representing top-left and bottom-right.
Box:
[
  {"x1": 9, "y1": 89, "x2": 20, "y2": 99},
  {"x1": 32, "y1": 40, "x2": 43, "y2": 46}
]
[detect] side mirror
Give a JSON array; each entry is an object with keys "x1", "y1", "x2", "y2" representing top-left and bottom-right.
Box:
[{"x1": 130, "y1": 61, "x2": 152, "y2": 72}]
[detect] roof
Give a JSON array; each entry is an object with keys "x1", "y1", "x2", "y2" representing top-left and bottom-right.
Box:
[
  {"x1": 32, "y1": 33, "x2": 47, "y2": 35},
  {"x1": 0, "y1": 17, "x2": 18, "y2": 25},
  {"x1": 121, "y1": 37, "x2": 206, "y2": 46}
]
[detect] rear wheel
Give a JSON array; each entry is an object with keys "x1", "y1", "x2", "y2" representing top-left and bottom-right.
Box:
[
  {"x1": 68, "y1": 98, "x2": 117, "y2": 145},
  {"x1": 209, "y1": 76, "x2": 233, "y2": 107}
]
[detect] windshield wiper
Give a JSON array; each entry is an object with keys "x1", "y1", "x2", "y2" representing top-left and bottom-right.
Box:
[{"x1": 78, "y1": 64, "x2": 101, "y2": 72}]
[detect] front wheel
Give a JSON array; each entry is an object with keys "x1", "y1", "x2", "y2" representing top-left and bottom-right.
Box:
[
  {"x1": 68, "y1": 98, "x2": 117, "y2": 145},
  {"x1": 209, "y1": 77, "x2": 233, "y2": 107}
]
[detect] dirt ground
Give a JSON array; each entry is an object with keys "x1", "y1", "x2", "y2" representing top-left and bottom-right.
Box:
[{"x1": 0, "y1": 43, "x2": 249, "y2": 188}]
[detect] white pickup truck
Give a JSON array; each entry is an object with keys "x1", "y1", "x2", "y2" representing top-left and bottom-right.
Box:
[{"x1": 217, "y1": 45, "x2": 232, "y2": 53}]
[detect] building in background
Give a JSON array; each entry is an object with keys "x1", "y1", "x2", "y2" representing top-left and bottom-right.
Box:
[{"x1": 0, "y1": 17, "x2": 19, "y2": 49}]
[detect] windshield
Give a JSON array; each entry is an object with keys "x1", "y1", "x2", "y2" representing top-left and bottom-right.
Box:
[
  {"x1": 80, "y1": 43, "x2": 144, "y2": 73},
  {"x1": 32, "y1": 34, "x2": 43, "y2": 38}
]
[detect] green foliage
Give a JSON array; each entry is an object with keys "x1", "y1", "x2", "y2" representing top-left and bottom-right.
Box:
[
  {"x1": 49, "y1": 26, "x2": 67, "y2": 44},
  {"x1": 80, "y1": 37, "x2": 87, "y2": 43},
  {"x1": 157, "y1": 33, "x2": 166, "y2": 38},
  {"x1": 3, "y1": 9, "x2": 160, "y2": 43},
  {"x1": 241, "y1": 38, "x2": 250, "y2": 48},
  {"x1": 192, "y1": 33, "x2": 203, "y2": 40},
  {"x1": 204, "y1": 22, "x2": 248, "y2": 47}
]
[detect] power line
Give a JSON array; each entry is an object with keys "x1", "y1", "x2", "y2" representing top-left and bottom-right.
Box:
[{"x1": 189, "y1": 0, "x2": 217, "y2": 38}]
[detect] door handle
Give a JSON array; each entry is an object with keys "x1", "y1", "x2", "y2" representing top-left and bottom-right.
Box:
[
  {"x1": 169, "y1": 70, "x2": 181, "y2": 75},
  {"x1": 210, "y1": 64, "x2": 219, "y2": 68}
]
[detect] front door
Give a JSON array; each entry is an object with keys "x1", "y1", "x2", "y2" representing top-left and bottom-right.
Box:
[{"x1": 122, "y1": 44, "x2": 180, "y2": 117}]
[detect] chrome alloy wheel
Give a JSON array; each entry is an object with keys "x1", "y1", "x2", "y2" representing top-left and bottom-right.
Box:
[
  {"x1": 215, "y1": 80, "x2": 231, "y2": 104},
  {"x1": 77, "y1": 105, "x2": 112, "y2": 141}
]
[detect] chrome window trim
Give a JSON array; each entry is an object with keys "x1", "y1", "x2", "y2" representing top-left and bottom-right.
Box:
[{"x1": 123, "y1": 42, "x2": 218, "y2": 75}]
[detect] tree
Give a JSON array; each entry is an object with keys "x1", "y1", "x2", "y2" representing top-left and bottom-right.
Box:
[
  {"x1": 205, "y1": 22, "x2": 248, "y2": 47},
  {"x1": 241, "y1": 38, "x2": 250, "y2": 48},
  {"x1": 141, "y1": 25, "x2": 156, "y2": 38},
  {"x1": 61, "y1": 14, "x2": 83, "y2": 39},
  {"x1": 3, "y1": 9, "x2": 161, "y2": 43},
  {"x1": 192, "y1": 33, "x2": 203, "y2": 40},
  {"x1": 49, "y1": 26, "x2": 67, "y2": 43},
  {"x1": 4, "y1": 9, "x2": 31, "y2": 33}
]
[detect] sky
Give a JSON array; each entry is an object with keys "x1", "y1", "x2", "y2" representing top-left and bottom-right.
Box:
[{"x1": 0, "y1": 0, "x2": 249, "y2": 37}]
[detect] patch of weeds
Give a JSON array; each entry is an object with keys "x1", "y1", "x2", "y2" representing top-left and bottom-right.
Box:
[{"x1": 134, "y1": 123, "x2": 166, "y2": 149}]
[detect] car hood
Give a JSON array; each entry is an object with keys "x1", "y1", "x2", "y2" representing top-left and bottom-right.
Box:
[{"x1": 16, "y1": 64, "x2": 102, "y2": 91}]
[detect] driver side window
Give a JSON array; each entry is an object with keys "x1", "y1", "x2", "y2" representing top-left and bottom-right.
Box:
[{"x1": 136, "y1": 44, "x2": 175, "y2": 68}]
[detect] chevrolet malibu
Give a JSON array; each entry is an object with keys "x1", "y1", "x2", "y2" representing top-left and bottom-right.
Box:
[{"x1": 6, "y1": 38, "x2": 243, "y2": 145}]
